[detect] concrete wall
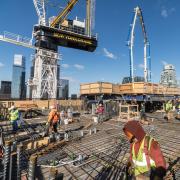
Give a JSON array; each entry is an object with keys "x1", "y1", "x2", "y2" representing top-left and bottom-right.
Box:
[{"x1": 0, "y1": 99, "x2": 83, "y2": 109}]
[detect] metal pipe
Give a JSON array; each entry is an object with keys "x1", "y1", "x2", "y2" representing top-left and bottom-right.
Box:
[
  {"x1": 17, "y1": 144, "x2": 23, "y2": 179},
  {"x1": 3, "y1": 140, "x2": 11, "y2": 180},
  {"x1": 28, "y1": 155, "x2": 37, "y2": 180}
]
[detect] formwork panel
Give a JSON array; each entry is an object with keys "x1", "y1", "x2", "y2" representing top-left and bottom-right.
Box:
[
  {"x1": 101, "y1": 88, "x2": 112, "y2": 93},
  {"x1": 90, "y1": 83, "x2": 101, "y2": 89},
  {"x1": 101, "y1": 83, "x2": 113, "y2": 89},
  {"x1": 90, "y1": 88, "x2": 101, "y2": 93},
  {"x1": 80, "y1": 89, "x2": 90, "y2": 94},
  {"x1": 80, "y1": 84, "x2": 90, "y2": 90}
]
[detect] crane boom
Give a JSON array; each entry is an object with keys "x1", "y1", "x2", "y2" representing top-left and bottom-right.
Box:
[
  {"x1": 50, "y1": 0, "x2": 79, "y2": 28},
  {"x1": 137, "y1": 8, "x2": 148, "y2": 43},
  {"x1": 33, "y1": 0, "x2": 46, "y2": 25},
  {"x1": 127, "y1": 6, "x2": 150, "y2": 83}
]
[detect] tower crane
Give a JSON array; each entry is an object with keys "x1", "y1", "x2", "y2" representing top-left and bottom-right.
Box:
[
  {"x1": 127, "y1": 6, "x2": 151, "y2": 83},
  {"x1": 0, "y1": 0, "x2": 97, "y2": 99}
]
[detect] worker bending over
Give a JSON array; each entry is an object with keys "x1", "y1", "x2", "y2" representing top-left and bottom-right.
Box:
[
  {"x1": 9, "y1": 106, "x2": 19, "y2": 133},
  {"x1": 47, "y1": 105, "x2": 60, "y2": 134},
  {"x1": 123, "y1": 120, "x2": 166, "y2": 179}
]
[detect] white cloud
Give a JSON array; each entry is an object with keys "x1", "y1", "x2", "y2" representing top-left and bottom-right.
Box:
[
  {"x1": 74, "y1": 64, "x2": 84, "y2": 70},
  {"x1": 161, "y1": 60, "x2": 168, "y2": 66},
  {"x1": 61, "y1": 64, "x2": 70, "y2": 68},
  {"x1": 61, "y1": 76, "x2": 78, "y2": 83},
  {"x1": 103, "y1": 48, "x2": 117, "y2": 60},
  {"x1": 138, "y1": 64, "x2": 144, "y2": 69},
  {"x1": 170, "y1": 7, "x2": 176, "y2": 13},
  {"x1": 161, "y1": 9, "x2": 168, "y2": 18},
  {"x1": 161, "y1": 7, "x2": 175, "y2": 18},
  {"x1": 0, "y1": 62, "x2": 4, "y2": 67}
]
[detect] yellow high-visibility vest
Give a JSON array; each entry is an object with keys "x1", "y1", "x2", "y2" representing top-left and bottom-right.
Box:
[
  {"x1": 10, "y1": 110, "x2": 19, "y2": 121},
  {"x1": 132, "y1": 136, "x2": 156, "y2": 176}
]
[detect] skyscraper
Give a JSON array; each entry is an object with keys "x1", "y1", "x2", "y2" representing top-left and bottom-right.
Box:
[
  {"x1": 0, "y1": 81, "x2": 11, "y2": 99},
  {"x1": 11, "y1": 54, "x2": 26, "y2": 99},
  {"x1": 160, "y1": 64, "x2": 177, "y2": 87},
  {"x1": 59, "y1": 79, "x2": 69, "y2": 99}
]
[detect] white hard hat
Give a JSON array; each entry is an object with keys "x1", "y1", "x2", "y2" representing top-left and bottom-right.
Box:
[
  {"x1": 9, "y1": 105, "x2": 15, "y2": 111},
  {"x1": 50, "y1": 105, "x2": 56, "y2": 109}
]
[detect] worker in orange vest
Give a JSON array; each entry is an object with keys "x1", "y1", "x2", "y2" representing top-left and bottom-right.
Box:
[
  {"x1": 47, "y1": 105, "x2": 60, "y2": 134},
  {"x1": 123, "y1": 120, "x2": 166, "y2": 179}
]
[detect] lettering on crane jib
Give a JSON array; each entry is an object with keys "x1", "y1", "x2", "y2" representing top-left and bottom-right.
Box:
[{"x1": 53, "y1": 33, "x2": 92, "y2": 45}]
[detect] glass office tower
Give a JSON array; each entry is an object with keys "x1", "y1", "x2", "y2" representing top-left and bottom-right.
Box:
[
  {"x1": 59, "y1": 79, "x2": 69, "y2": 99},
  {"x1": 11, "y1": 55, "x2": 26, "y2": 99}
]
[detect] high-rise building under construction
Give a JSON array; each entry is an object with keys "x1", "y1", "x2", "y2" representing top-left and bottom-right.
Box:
[{"x1": 160, "y1": 64, "x2": 177, "y2": 87}]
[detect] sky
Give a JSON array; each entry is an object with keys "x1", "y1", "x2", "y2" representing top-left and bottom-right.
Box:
[{"x1": 0, "y1": 0, "x2": 180, "y2": 95}]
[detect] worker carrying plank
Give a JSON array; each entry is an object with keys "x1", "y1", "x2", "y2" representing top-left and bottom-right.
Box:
[
  {"x1": 123, "y1": 120, "x2": 166, "y2": 179},
  {"x1": 46, "y1": 105, "x2": 60, "y2": 134}
]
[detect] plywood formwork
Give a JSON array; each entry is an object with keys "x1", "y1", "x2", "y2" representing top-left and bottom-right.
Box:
[
  {"x1": 80, "y1": 82, "x2": 113, "y2": 95},
  {"x1": 112, "y1": 84, "x2": 121, "y2": 94},
  {"x1": 80, "y1": 82, "x2": 180, "y2": 96}
]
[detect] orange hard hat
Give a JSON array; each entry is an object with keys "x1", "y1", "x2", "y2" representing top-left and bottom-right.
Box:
[{"x1": 124, "y1": 129, "x2": 134, "y2": 141}]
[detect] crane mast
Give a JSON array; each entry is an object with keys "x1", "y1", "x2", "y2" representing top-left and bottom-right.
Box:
[
  {"x1": 127, "y1": 6, "x2": 151, "y2": 83},
  {"x1": 0, "y1": 0, "x2": 97, "y2": 99},
  {"x1": 31, "y1": 0, "x2": 60, "y2": 99}
]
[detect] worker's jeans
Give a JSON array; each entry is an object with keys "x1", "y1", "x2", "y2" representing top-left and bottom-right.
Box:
[
  {"x1": 98, "y1": 114, "x2": 103, "y2": 123},
  {"x1": 11, "y1": 120, "x2": 18, "y2": 132}
]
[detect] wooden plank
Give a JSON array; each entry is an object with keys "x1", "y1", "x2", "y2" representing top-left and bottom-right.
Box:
[
  {"x1": 80, "y1": 84, "x2": 90, "y2": 90},
  {"x1": 101, "y1": 83, "x2": 113, "y2": 88},
  {"x1": 101, "y1": 88, "x2": 112, "y2": 93},
  {"x1": 90, "y1": 88, "x2": 101, "y2": 93},
  {"x1": 80, "y1": 90, "x2": 90, "y2": 94},
  {"x1": 25, "y1": 137, "x2": 49, "y2": 150},
  {"x1": 90, "y1": 83, "x2": 101, "y2": 89}
]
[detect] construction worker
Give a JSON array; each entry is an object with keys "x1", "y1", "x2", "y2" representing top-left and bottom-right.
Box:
[
  {"x1": 60, "y1": 110, "x2": 65, "y2": 125},
  {"x1": 164, "y1": 100, "x2": 173, "y2": 121},
  {"x1": 123, "y1": 120, "x2": 166, "y2": 179},
  {"x1": 9, "y1": 106, "x2": 19, "y2": 132},
  {"x1": 96, "y1": 103, "x2": 104, "y2": 123},
  {"x1": 47, "y1": 105, "x2": 60, "y2": 134}
]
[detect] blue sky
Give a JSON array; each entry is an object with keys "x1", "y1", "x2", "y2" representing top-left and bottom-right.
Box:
[{"x1": 0, "y1": 0, "x2": 180, "y2": 95}]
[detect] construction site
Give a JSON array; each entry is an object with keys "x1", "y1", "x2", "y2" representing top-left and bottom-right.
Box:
[{"x1": 0, "y1": 1, "x2": 180, "y2": 180}]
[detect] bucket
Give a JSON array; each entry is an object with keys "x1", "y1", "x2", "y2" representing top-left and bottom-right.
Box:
[
  {"x1": 93, "y1": 116, "x2": 98, "y2": 123},
  {"x1": 64, "y1": 119, "x2": 69, "y2": 125}
]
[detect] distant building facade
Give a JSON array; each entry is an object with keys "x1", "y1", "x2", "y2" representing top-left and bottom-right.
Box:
[
  {"x1": 160, "y1": 64, "x2": 177, "y2": 87},
  {"x1": 59, "y1": 79, "x2": 69, "y2": 99},
  {"x1": 0, "y1": 81, "x2": 11, "y2": 99},
  {"x1": 122, "y1": 76, "x2": 145, "y2": 84},
  {"x1": 11, "y1": 54, "x2": 26, "y2": 99},
  {"x1": 71, "y1": 94, "x2": 77, "y2": 100}
]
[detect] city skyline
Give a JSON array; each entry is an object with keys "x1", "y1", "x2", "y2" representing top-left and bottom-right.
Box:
[
  {"x1": 11, "y1": 54, "x2": 26, "y2": 99},
  {"x1": 0, "y1": 1, "x2": 180, "y2": 95}
]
